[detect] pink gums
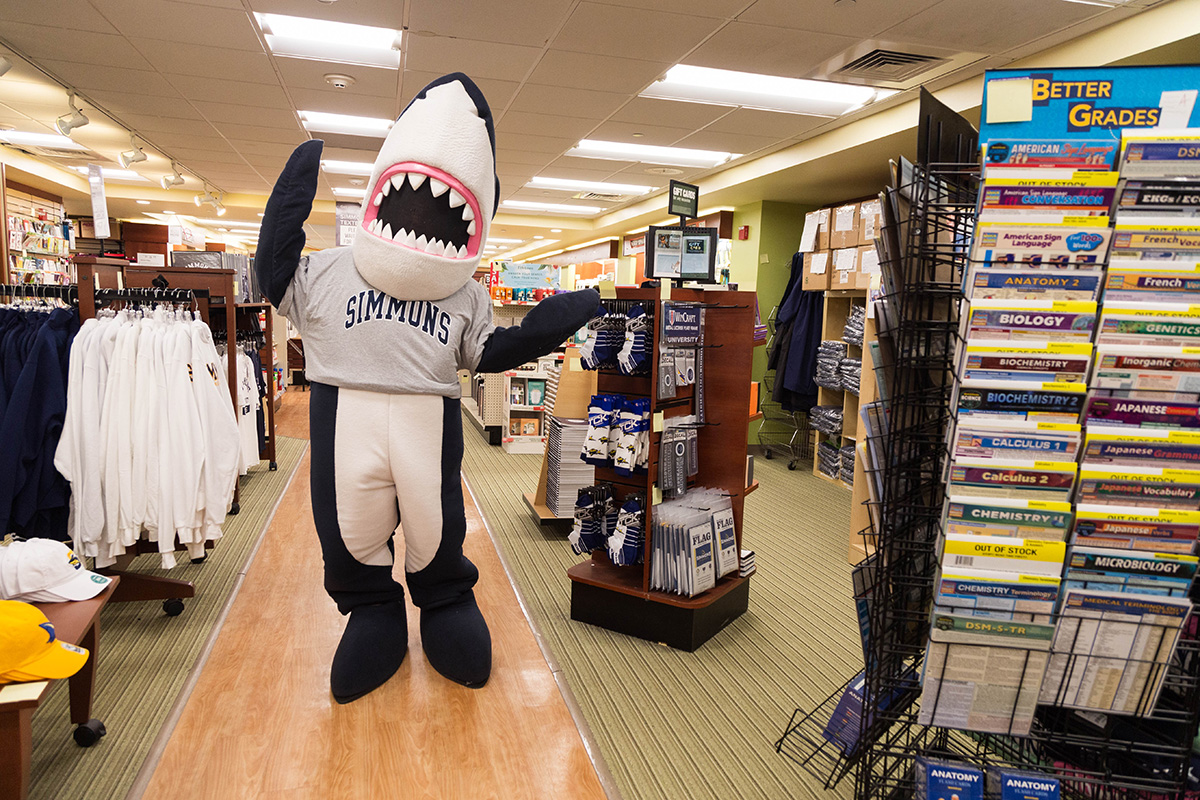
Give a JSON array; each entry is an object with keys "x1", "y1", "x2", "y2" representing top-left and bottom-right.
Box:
[{"x1": 362, "y1": 161, "x2": 482, "y2": 259}]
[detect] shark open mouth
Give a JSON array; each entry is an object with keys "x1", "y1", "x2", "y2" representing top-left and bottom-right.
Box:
[{"x1": 362, "y1": 161, "x2": 481, "y2": 259}]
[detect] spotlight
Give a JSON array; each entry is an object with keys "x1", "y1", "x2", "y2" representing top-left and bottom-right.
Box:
[
  {"x1": 0, "y1": 57, "x2": 11, "y2": 79},
  {"x1": 194, "y1": 185, "x2": 226, "y2": 215},
  {"x1": 55, "y1": 92, "x2": 89, "y2": 136},
  {"x1": 160, "y1": 162, "x2": 185, "y2": 189},
  {"x1": 118, "y1": 134, "x2": 147, "y2": 169}
]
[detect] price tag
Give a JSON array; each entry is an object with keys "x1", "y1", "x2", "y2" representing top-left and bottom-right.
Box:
[
  {"x1": 599, "y1": 279, "x2": 617, "y2": 299},
  {"x1": 652, "y1": 411, "x2": 664, "y2": 432}
]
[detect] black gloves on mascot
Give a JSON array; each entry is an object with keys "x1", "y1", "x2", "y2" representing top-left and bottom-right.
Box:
[{"x1": 255, "y1": 73, "x2": 601, "y2": 703}]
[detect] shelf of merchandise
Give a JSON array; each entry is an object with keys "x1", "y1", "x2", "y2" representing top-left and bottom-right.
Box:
[
  {"x1": 567, "y1": 286, "x2": 755, "y2": 651},
  {"x1": 502, "y1": 369, "x2": 551, "y2": 454},
  {"x1": 4, "y1": 183, "x2": 71, "y2": 285},
  {"x1": 812, "y1": 289, "x2": 868, "y2": 494}
]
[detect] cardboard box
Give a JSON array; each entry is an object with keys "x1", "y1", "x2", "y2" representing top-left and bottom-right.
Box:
[
  {"x1": 830, "y1": 202, "x2": 860, "y2": 249},
  {"x1": 831, "y1": 247, "x2": 870, "y2": 290},
  {"x1": 802, "y1": 250, "x2": 831, "y2": 291},
  {"x1": 857, "y1": 244, "x2": 881, "y2": 276},
  {"x1": 805, "y1": 208, "x2": 831, "y2": 251},
  {"x1": 857, "y1": 199, "x2": 883, "y2": 246}
]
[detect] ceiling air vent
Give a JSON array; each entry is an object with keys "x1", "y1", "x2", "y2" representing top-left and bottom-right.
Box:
[
  {"x1": 833, "y1": 49, "x2": 945, "y2": 84},
  {"x1": 575, "y1": 191, "x2": 627, "y2": 202}
]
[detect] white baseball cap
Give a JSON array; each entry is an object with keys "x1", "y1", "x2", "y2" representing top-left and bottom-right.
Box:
[{"x1": 0, "y1": 539, "x2": 112, "y2": 603}]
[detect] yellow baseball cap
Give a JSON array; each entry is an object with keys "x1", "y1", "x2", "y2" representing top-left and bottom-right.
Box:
[{"x1": 0, "y1": 600, "x2": 89, "y2": 684}]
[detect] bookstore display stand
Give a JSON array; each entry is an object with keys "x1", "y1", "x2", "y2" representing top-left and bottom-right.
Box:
[
  {"x1": 812, "y1": 289, "x2": 868, "y2": 489},
  {"x1": 567, "y1": 287, "x2": 754, "y2": 651},
  {"x1": 775, "y1": 94, "x2": 1200, "y2": 800}
]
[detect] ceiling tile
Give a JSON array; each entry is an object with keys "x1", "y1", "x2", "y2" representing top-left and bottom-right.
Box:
[
  {"x1": 287, "y1": 88, "x2": 397, "y2": 119},
  {"x1": 496, "y1": 149, "x2": 555, "y2": 167},
  {"x1": 404, "y1": 37, "x2": 543, "y2": 83},
  {"x1": 495, "y1": 132, "x2": 576, "y2": 155},
  {"x1": 213, "y1": 123, "x2": 306, "y2": 144},
  {"x1": 118, "y1": 115, "x2": 222, "y2": 137},
  {"x1": 535, "y1": 162, "x2": 633, "y2": 182},
  {"x1": 312, "y1": 132, "x2": 387, "y2": 151},
  {"x1": 247, "y1": 0, "x2": 404, "y2": 28},
  {"x1": 163, "y1": 75, "x2": 291, "y2": 109},
  {"x1": 673, "y1": 129, "x2": 781, "y2": 156},
  {"x1": 684, "y1": 22, "x2": 858, "y2": 79},
  {"x1": 317, "y1": 144, "x2": 381, "y2": 162},
  {"x1": 552, "y1": 2, "x2": 723, "y2": 62},
  {"x1": 547, "y1": 155, "x2": 638, "y2": 175},
  {"x1": 241, "y1": 153, "x2": 291, "y2": 169},
  {"x1": 169, "y1": 146, "x2": 245, "y2": 164},
  {"x1": 528, "y1": 51, "x2": 667, "y2": 94},
  {"x1": 102, "y1": 0, "x2": 262, "y2": 50},
  {"x1": 34, "y1": 61, "x2": 179, "y2": 99},
  {"x1": 135, "y1": 41, "x2": 278, "y2": 83},
  {"x1": 599, "y1": 0, "x2": 747, "y2": 19},
  {"x1": 497, "y1": 112, "x2": 598, "y2": 140},
  {"x1": 85, "y1": 90, "x2": 194, "y2": 118},
  {"x1": 400, "y1": 71, "x2": 520, "y2": 112},
  {"x1": 611, "y1": 97, "x2": 733, "y2": 129},
  {"x1": 0, "y1": 23, "x2": 156, "y2": 69},
  {"x1": 272, "y1": 58, "x2": 400, "y2": 97},
  {"x1": 230, "y1": 140, "x2": 304, "y2": 159},
  {"x1": 144, "y1": 131, "x2": 231, "y2": 151},
  {"x1": 0, "y1": 1, "x2": 119, "y2": 33},
  {"x1": 587, "y1": 120, "x2": 696, "y2": 147},
  {"x1": 703, "y1": 108, "x2": 828, "y2": 139},
  {"x1": 508, "y1": 84, "x2": 628, "y2": 120},
  {"x1": 407, "y1": 0, "x2": 574, "y2": 46},
  {"x1": 738, "y1": 0, "x2": 943, "y2": 36},
  {"x1": 192, "y1": 102, "x2": 299, "y2": 129},
  {"x1": 880, "y1": 0, "x2": 1103, "y2": 54}
]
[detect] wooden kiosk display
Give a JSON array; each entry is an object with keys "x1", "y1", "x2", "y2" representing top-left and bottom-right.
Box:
[{"x1": 567, "y1": 286, "x2": 755, "y2": 651}]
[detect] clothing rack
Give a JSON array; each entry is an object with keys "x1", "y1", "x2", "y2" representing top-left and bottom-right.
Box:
[{"x1": 71, "y1": 256, "x2": 241, "y2": 614}]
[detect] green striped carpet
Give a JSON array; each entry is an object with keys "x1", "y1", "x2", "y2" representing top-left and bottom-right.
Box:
[
  {"x1": 460, "y1": 418, "x2": 861, "y2": 800},
  {"x1": 27, "y1": 437, "x2": 307, "y2": 800}
]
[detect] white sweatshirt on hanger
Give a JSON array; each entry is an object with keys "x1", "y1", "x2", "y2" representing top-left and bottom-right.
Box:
[
  {"x1": 190, "y1": 320, "x2": 240, "y2": 547},
  {"x1": 53, "y1": 317, "x2": 96, "y2": 556}
]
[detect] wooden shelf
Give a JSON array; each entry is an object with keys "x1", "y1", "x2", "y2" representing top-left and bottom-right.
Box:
[
  {"x1": 522, "y1": 491, "x2": 566, "y2": 525},
  {"x1": 813, "y1": 470, "x2": 852, "y2": 490},
  {"x1": 745, "y1": 480, "x2": 759, "y2": 495},
  {"x1": 568, "y1": 557, "x2": 747, "y2": 609}
]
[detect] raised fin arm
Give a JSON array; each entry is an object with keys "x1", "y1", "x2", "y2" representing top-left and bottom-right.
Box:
[
  {"x1": 255, "y1": 139, "x2": 323, "y2": 307},
  {"x1": 476, "y1": 288, "x2": 602, "y2": 373}
]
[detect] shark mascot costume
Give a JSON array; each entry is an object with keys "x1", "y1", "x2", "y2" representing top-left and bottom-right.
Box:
[{"x1": 255, "y1": 73, "x2": 600, "y2": 703}]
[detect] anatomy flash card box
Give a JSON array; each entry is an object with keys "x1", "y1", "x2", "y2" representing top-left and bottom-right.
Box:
[
  {"x1": 914, "y1": 758, "x2": 984, "y2": 800},
  {"x1": 987, "y1": 768, "x2": 1061, "y2": 800}
]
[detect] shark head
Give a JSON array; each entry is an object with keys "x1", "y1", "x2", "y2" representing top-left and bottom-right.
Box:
[{"x1": 352, "y1": 73, "x2": 498, "y2": 301}]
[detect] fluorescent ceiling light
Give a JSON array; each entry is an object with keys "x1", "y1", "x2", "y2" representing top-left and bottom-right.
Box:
[
  {"x1": 136, "y1": 200, "x2": 151, "y2": 205},
  {"x1": 641, "y1": 65, "x2": 891, "y2": 117},
  {"x1": 0, "y1": 130, "x2": 88, "y2": 150},
  {"x1": 300, "y1": 111, "x2": 392, "y2": 138},
  {"x1": 332, "y1": 187, "x2": 367, "y2": 198},
  {"x1": 320, "y1": 159, "x2": 374, "y2": 176},
  {"x1": 567, "y1": 139, "x2": 737, "y2": 169},
  {"x1": 527, "y1": 176, "x2": 655, "y2": 195},
  {"x1": 500, "y1": 200, "x2": 606, "y2": 214},
  {"x1": 70, "y1": 165, "x2": 150, "y2": 182},
  {"x1": 255, "y1": 13, "x2": 402, "y2": 69}
]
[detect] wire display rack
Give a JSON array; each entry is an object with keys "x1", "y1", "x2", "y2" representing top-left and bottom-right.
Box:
[{"x1": 775, "y1": 97, "x2": 1200, "y2": 798}]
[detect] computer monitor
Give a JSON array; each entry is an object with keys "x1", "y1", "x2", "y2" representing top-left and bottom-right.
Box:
[{"x1": 644, "y1": 225, "x2": 718, "y2": 284}]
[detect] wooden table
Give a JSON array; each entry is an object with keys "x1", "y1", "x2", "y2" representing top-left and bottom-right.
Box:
[{"x1": 0, "y1": 578, "x2": 119, "y2": 800}]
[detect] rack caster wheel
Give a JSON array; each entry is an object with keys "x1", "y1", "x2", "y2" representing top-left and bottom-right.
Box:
[
  {"x1": 763, "y1": 449, "x2": 774, "y2": 460},
  {"x1": 229, "y1": 501, "x2": 240, "y2": 515},
  {"x1": 788, "y1": 460, "x2": 798, "y2": 470},
  {"x1": 162, "y1": 598, "x2": 185, "y2": 617},
  {"x1": 269, "y1": 461, "x2": 278, "y2": 471},
  {"x1": 73, "y1": 719, "x2": 106, "y2": 747}
]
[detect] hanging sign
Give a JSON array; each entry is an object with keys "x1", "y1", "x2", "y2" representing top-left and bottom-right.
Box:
[
  {"x1": 336, "y1": 201, "x2": 361, "y2": 247},
  {"x1": 622, "y1": 233, "x2": 646, "y2": 256},
  {"x1": 492, "y1": 260, "x2": 560, "y2": 289},
  {"x1": 87, "y1": 164, "x2": 110, "y2": 239},
  {"x1": 668, "y1": 179, "x2": 699, "y2": 219}
]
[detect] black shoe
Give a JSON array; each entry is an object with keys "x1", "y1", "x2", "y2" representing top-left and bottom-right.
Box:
[
  {"x1": 420, "y1": 594, "x2": 491, "y2": 688},
  {"x1": 330, "y1": 601, "x2": 408, "y2": 704}
]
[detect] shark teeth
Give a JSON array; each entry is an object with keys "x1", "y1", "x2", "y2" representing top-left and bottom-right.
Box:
[
  {"x1": 428, "y1": 178, "x2": 449, "y2": 198},
  {"x1": 407, "y1": 172, "x2": 426, "y2": 190},
  {"x1": 370, "y1": 169, "x2": 480, "y2": 259},
  {"x1": 448, "y1": 189, "x2": 465, "y2": 209}
]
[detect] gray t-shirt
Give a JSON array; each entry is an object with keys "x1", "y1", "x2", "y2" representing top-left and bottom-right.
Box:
[{"x1": 280, "y1": 247, "x2": 493, "y2": 397}]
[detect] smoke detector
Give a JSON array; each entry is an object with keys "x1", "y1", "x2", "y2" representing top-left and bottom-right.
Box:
[{"x1": 325, "y1": 73, "x2": 356, "y2": 89}]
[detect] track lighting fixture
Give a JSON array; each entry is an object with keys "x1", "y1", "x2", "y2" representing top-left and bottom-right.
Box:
[
  {"x1": 118, "y1": 134, "x2": 147, "y2": 169},
  {"x1": 0, "y1": 57, "x2": 11, "y2": 79},
  {"x1": 160, "y1": 162, "x2": 185, "y2": 189},
  {"x1": 194, "y1": 185, "x2": 226, "y2": 215},
  {"x1": 55, "y1": 92, "x2": 89, "y2": 136}
]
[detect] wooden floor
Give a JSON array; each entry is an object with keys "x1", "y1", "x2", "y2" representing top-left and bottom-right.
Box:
[{"x1": 141, "y1": 389, "x2": 607, "y2": 800}]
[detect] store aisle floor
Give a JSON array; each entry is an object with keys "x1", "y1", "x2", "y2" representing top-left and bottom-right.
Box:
[{"x1": 138, "y1": 391, "x2": 606, "y2": 800}]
